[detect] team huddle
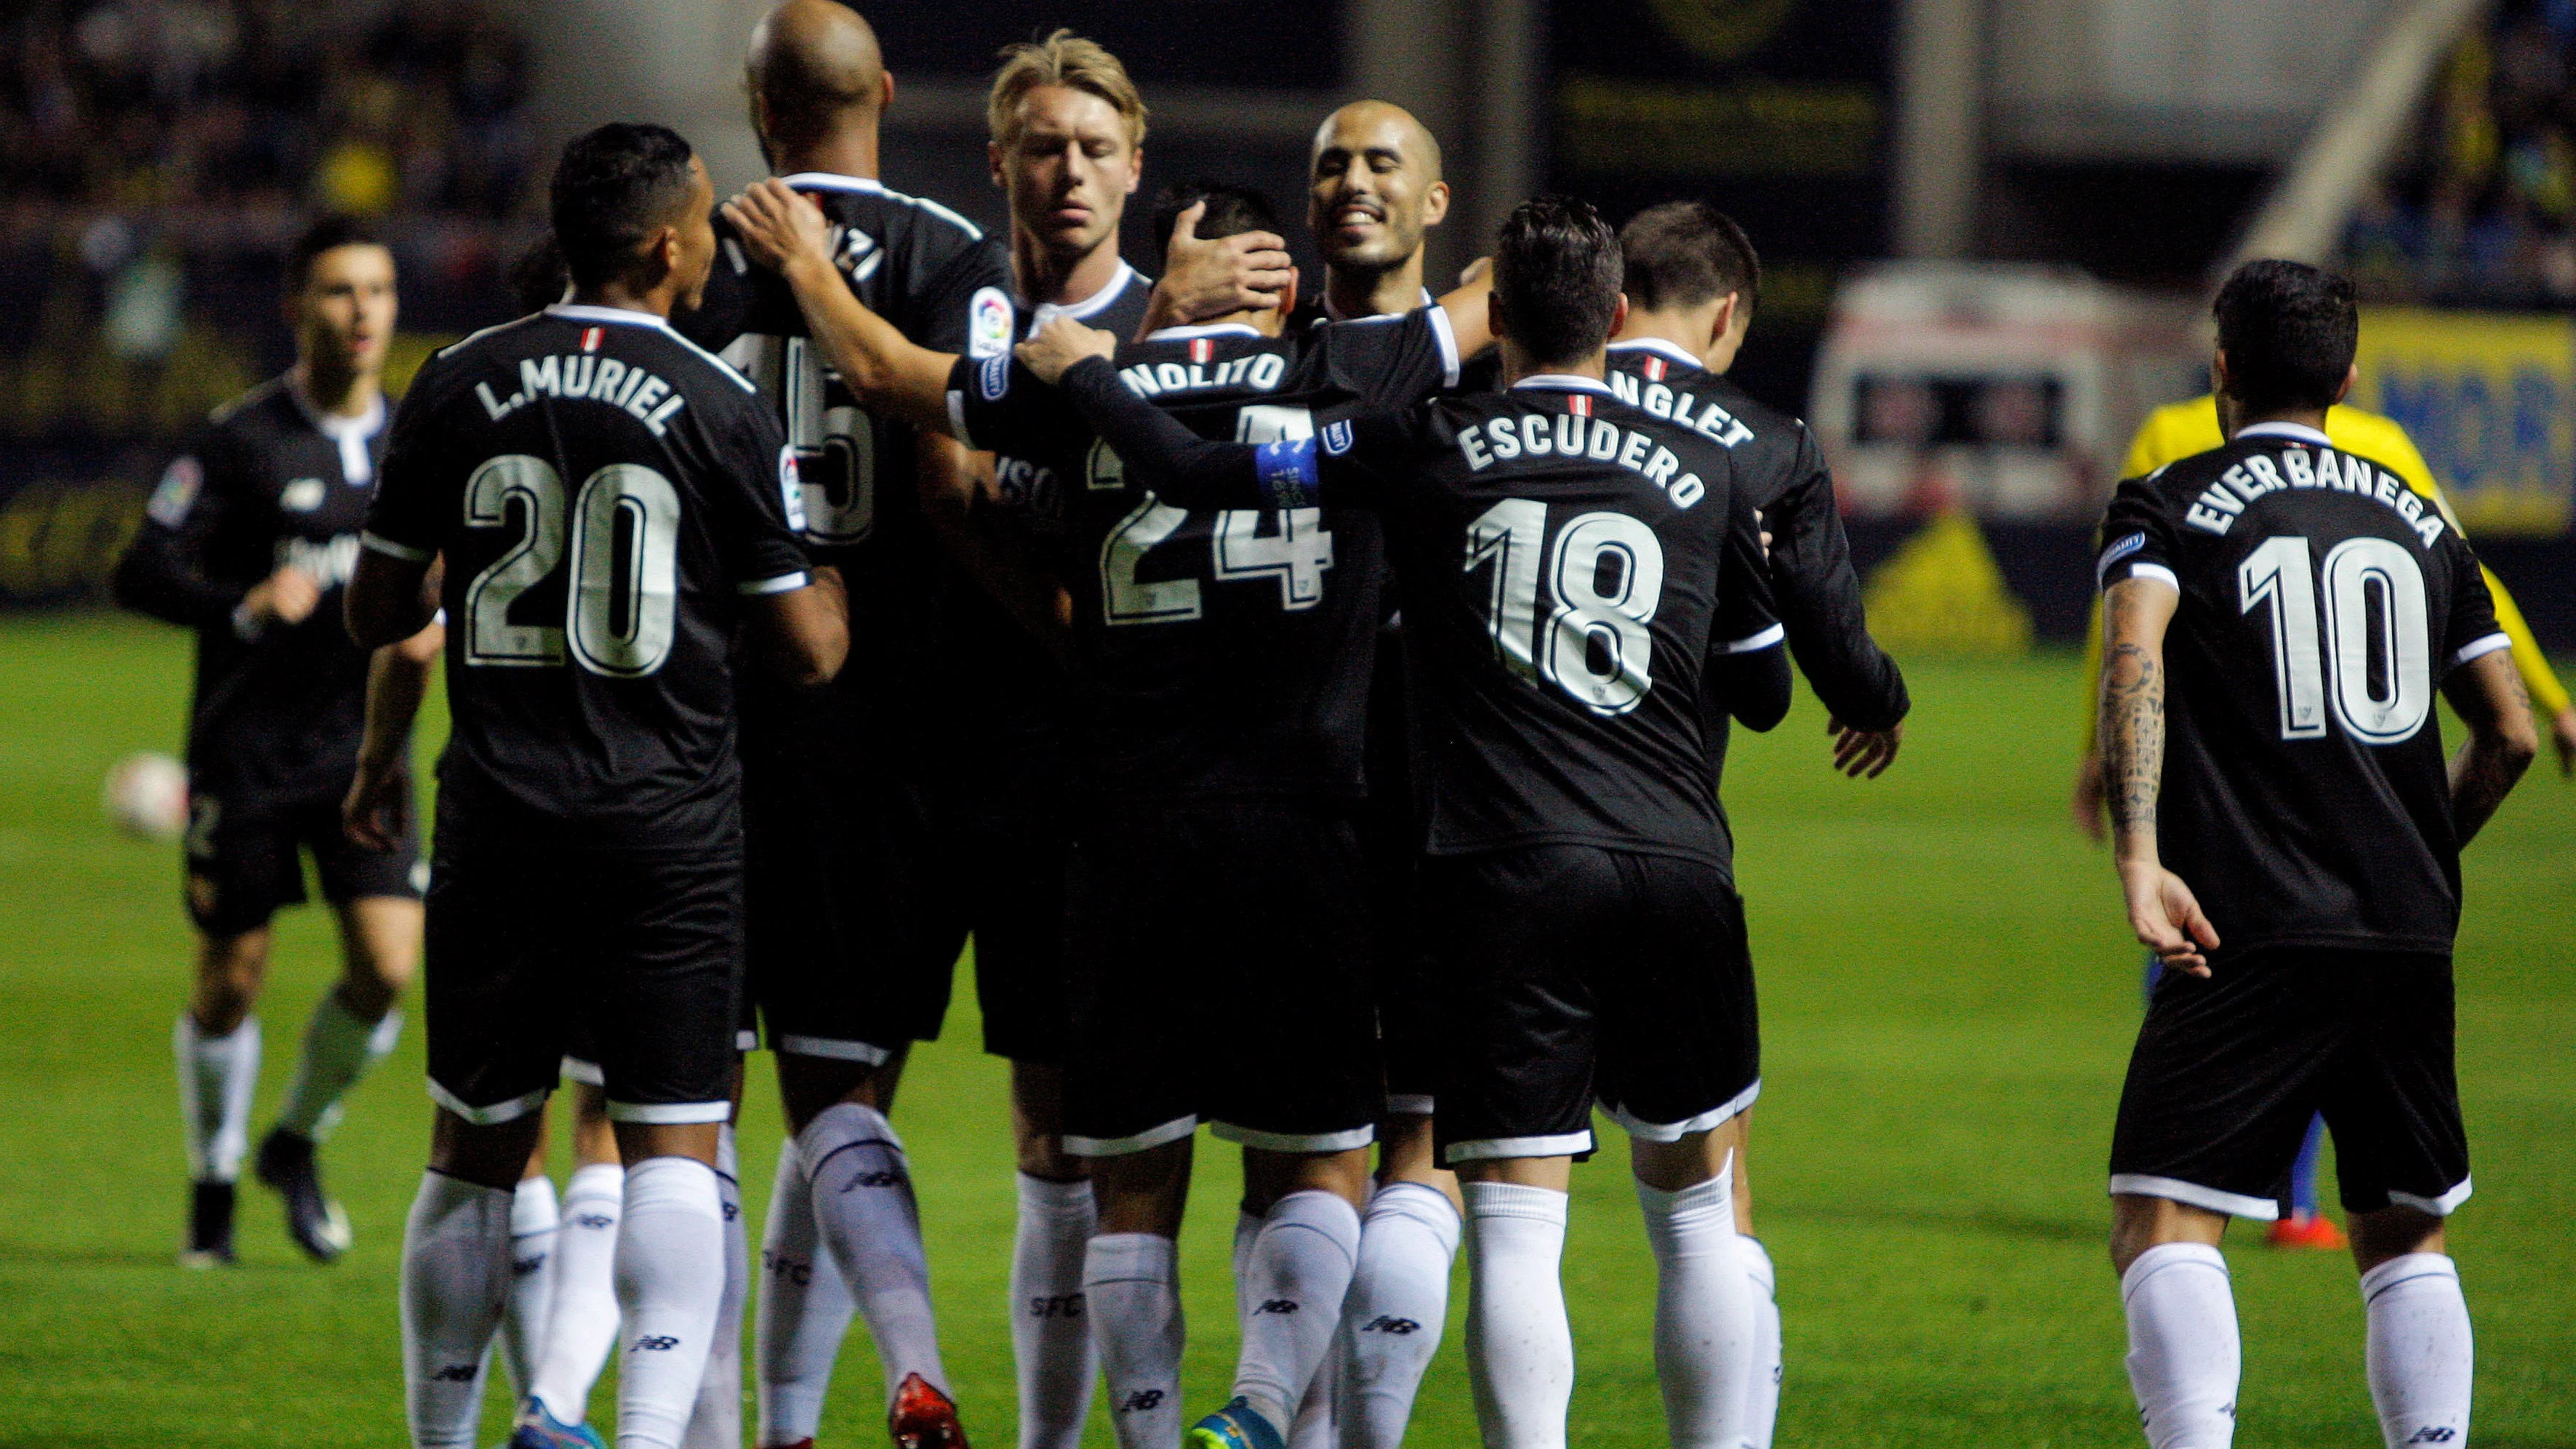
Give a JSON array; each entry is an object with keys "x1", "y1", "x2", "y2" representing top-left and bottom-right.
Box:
[{"x1": 113, "y1": 5, "x2": 2539, "y2": 1449}]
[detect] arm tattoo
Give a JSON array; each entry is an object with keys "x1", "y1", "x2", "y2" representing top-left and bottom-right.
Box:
[{"x1": 2100, "y1": 639, "x2": 2164, "y2": 838}]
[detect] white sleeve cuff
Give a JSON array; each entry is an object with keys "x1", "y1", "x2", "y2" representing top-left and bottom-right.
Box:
[
  {"x1": 1722, "y1": 622, "x2": 1786, "y2": 654},
  {"x1": 945, "y1": 390, "x2": 974, "y2": 450},
  {"x1": 2110, "y1": 562, "x2": 2180, "y2": 593},
  {"x1": 737, "y1": 571, "x2": 811, "y2": 597},
  {"x1": 360, "y1": 531, "x2": 435, "y2": 563},
  {"x1": 2453, "y1": 632, "x2": 2512, "y2": 667}
]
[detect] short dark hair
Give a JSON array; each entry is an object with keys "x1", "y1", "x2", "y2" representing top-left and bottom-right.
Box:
[
  {"x1": 550, "y1": 124, "x2": 699, "y2": 291},
  {"x1": 286, "y1": 215, "x2": 388, "y2": 293},
  {"x1": 1152, "y1": 179, "x2": 1278, "y2": 260},
  {"x1": 507, "y1": 233, "x2": 570, "y2": 313},
  {"x1": 1493, "y1": 195, "x2": 1623, "y2": 366},
  {"x1": 2212, "y1": 259, "x2": 2358, "y2": 414},
  {"x1": 1619, "y1": 201, "x2": 1759, "y2": 315}
]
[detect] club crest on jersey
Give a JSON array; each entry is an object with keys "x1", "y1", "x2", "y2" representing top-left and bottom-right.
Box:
[
  {"x1": 279, "y1": 477, "x2": 326, "y2": 512},
  {"x1": 968, "y1": 288, "x2": 1013, "y2": 359},
  {"x1": 979, "y1": 354, "x2": 1012, "y2": 401},
  {"x1": 148, "y1": 455, "x2": 202, "y2": 526}
]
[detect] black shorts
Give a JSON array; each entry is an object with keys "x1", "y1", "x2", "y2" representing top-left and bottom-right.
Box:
[
  {"x1": 425, "y1": 841, "x2": 742, "y2": 1125},
  {"x1": 1424, "y1": 845, "x2": 1760, "y2": 1165},
  {"x1": 1357, "y1": 637, "x2": 1437, "y2": 1115},
  {"x1": 182, "y1": 767, "x2": 422, "y2": 936},
  {"x1": 1061, "y1": 800, "x2": 1379, "y2": 1157},
  {"x1": 742, "y1": 693, "x2": 1067, "y2": 1067},
  {"x1": 2110, "y1": 947, "x2": 2469, "y2": 1220}
]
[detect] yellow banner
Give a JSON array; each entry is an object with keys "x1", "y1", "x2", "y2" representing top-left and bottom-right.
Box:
[{"x1": 2353, "y1": 307, "x2": 2575, "y2": 536}]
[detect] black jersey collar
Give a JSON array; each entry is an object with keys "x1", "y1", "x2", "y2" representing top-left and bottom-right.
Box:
[
  {"x1": 2234, "y1": 420, "x2": 2331, "y2": 447},
  {"x1": 1606, "y1": 338, "x2": 1707, "y2": 372},
  {"x1": 1510, "y1": 374, "x2": 1616, "y2": 396}
]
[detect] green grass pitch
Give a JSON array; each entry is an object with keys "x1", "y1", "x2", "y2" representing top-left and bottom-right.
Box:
[{"x1": 1, "y1": 610, "x2": 2569, "y2": 1448}]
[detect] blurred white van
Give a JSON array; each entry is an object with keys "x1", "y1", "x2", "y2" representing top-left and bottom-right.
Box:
[{"x1": 1808, "y1": 263, "x2": 2204, "y2": 521}]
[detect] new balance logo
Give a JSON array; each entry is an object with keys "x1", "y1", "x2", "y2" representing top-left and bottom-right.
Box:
[
  {"x1": 842, "y1": 1168, "x2": 908, "y2": 1189},
  {"x1": 763, "y1": 1250, "x2": 815, "y2": 1288},
  {"x1": 2405, "y1": 1429, "x2": 2457, "y2": 1445},
  {"x1": 1120, "y1": 1389, "x2": 1165, "y2": 1413},
  {"x1": 1254, "y1": 1299, "x2": 1300, "y2": 1315},
  {"x1": 1360, "y1": 1314, "x2": 1421, "y2": 1335},
  {"x1": 573, "y1": 1213, "x2": 614, "y2": 1229},
  {"x1": 512, "y1": 1251, "x2": 550, "y2": 1277},
  {"x1": 430, "y1": 1363, "x2": 478, "y2": 1383},
  {"x1": 1027, "y1": 1292, "x2": 1086, "y2": 1320},
  {"x1": 631, "y1": 1335, "x2": 681, "y2": 1352}
]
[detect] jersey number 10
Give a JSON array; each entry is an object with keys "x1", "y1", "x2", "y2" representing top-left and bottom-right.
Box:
[
  {"x1": 2239, "y1": 534, "x2": 2433, "y2": 744},
  {"x1": 1466, "y1": 499, "x2": 1666, "y2": 716},
  {"x1": 462, "y1": 454, "x2": 681, "y2": 678}
]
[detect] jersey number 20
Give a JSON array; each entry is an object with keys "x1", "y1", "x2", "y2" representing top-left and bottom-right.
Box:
[
  {"x1": 462, "y1": 454, "x2": 681, "y2": 677},
  {"x1": 2239, "y1": 534, "x2": 2433, "y2": 744},
  {"x1": 1466, "y1": 499, "x2": 1666, "y2": 715}
]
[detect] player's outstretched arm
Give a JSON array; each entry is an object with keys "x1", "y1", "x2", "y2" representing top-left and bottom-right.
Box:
[
  {"x1": 746, "y1": 563, "x2": 849, "y2": 689},
  {"x1": 1135, "y1": 201, "x2": 1295, "y2": 338},
  {"x1": 721, "y1": 180, "x2": 958, "y2": 438},
  {"x1": 2442, "y1": 647, "x2": 2539, "y2": 846},
  {"x1": 1435, "y1": 262, "x2": 1496, "y2": 358},
  {"x1": 344, "y1": 617, "x2": 444, "y2": 851},
  {"x1": 2099, "y1": 576, "x2": 2219, "y2": 975},
  {"x1": 1021, "y1": 322, "x2": 1291, "y2": 512}
]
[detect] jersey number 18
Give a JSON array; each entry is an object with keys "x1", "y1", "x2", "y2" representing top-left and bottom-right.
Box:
[{"x1": 1466, "y1": 499, "x2": 1666, "y2": 716}]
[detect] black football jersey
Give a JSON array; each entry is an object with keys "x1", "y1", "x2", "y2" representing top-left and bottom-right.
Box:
[
  {"x1": 1057, "y1": 361, "x2": 1782, "y2": 864},
  {"x1": 947, "y1": 306, "x2": 1463, "y2": 800},
  {"x1": 2095, "y1": 422, "x2": 2507, "y2": 958},
  {"x1": 364, "y1": 304, "x2": 811, "y2": 848},
  {"x1": 113, "y1": 374, "x2": 390, "y2": 784}
]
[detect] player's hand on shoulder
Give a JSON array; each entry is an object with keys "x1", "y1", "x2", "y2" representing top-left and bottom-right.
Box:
[
  {"x1": 1016, "y1": 318, "x2": 1117, "y2": 385},
  {"x1": 242, "y1": 564, "x2": 322, "y2": 629},
  {"x1": 1151, "y1": 199, "x2": 1291, "y2": 327},
  {"x1": 2116, "y1": 857, "x2": 2218, "y2": 976},
  {"x1": 722, "y1": 178, "x2": 835, "y2": 281},
  {"x1": 1826, "y1": 716, "x2": 1900, "y2": 779}
]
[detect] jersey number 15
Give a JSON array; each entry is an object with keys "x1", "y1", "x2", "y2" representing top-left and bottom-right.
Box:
[{"x1": 2239, "y1": 534, "x2": 2433, "y2": 744}]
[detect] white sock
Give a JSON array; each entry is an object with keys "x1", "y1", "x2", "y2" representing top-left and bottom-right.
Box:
[
  {"x1": 1235, "y1": 1203, "x2": 1337, "y2": 1449},
  {"x1": 175, "y1": 1014, "x2": 260, "y2": 1181},
  {"x1": 499, "y1": 1175, "x2": 561, "y2": 1397},
  {"x1": 1339, "y1": 1181, "x2": 1460, "y2": 1449},
  {"x1": 2121, "y1": 1243, "x2": 2240, "y2": 1449},
  {"x1": 401, "y1": 1171, "x2": 515, "y2": 1448},
  {"x1": 615, "y1": 1156, "x2": 729, "y2": 1449},
  {"x1": 2362, "y1": 1253, "x2": 2473, "y2": 1449},
  {"x1": 683, "y1": 1127, "x2": 747, "y2": 1449},
  {"x1": 1637, "y1": 1171, "x2": 1758, "y2": 1449},
  {"x1": 1232, "y1": 1190, "x2": 1362, "y2": 1433},
  {"x1": 801, "y1": 1104, "x2": 948, "y2": 1403},
  {"x1": 757, "y1": 1141, "x2": 853, "y2": 1447},
  {"x1": 1086, "y1": 1231, "x2": 1185, "y2": 1449},
  {"x1": 531, "y1": 1162, "x2": 626, "y2": 1424},
  {"x1": 1461, "y1": 1181, "x2": 1573, "y2": 1449},
  {"x1": 273, "y1": 995, "x2": 401, "y2": 1141},
  {"x1": 1233, "y1": 1205, "x2": 1264, "y2": 1303},
  {"x1": 1290, "y1": 1329, "x2": 1339, "y2": 1449},
  {"x1": 1011, "y1": 1174, "x2": 1098, "y2": 1449},
  {"x1": 1733, "y1": 1237, "x2": 1781, "y2": 1449}
]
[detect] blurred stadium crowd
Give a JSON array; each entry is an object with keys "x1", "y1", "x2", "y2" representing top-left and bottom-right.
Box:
[
  {"x1": 0, "y1": 1, "x2": 537, "y2": 223},
  {"x1": 2352, "y1": 0, "x2": 2576, "y2": 303}
]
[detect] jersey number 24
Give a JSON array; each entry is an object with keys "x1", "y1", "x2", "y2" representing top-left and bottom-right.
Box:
[{"x1": 2239, "y1": 534, "x2": 2433, "y2": 744}]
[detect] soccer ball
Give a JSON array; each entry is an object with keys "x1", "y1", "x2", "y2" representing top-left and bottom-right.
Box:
[{"x1": 104, "y1": 752, "x2": 189, "y2": 841}]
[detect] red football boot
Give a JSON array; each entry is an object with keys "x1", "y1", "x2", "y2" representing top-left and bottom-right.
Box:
[{"x1": 890, "y1": 1372, "x2": 968, "y2": 1449}]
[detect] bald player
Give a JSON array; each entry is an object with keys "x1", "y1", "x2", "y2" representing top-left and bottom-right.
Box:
[
  {"x1": 673, "y1": 7, "x2": 1016, "y2": 1449},
  {"x1": 1305, "y1": 102, "x2": 1451, "y2": 323}
]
